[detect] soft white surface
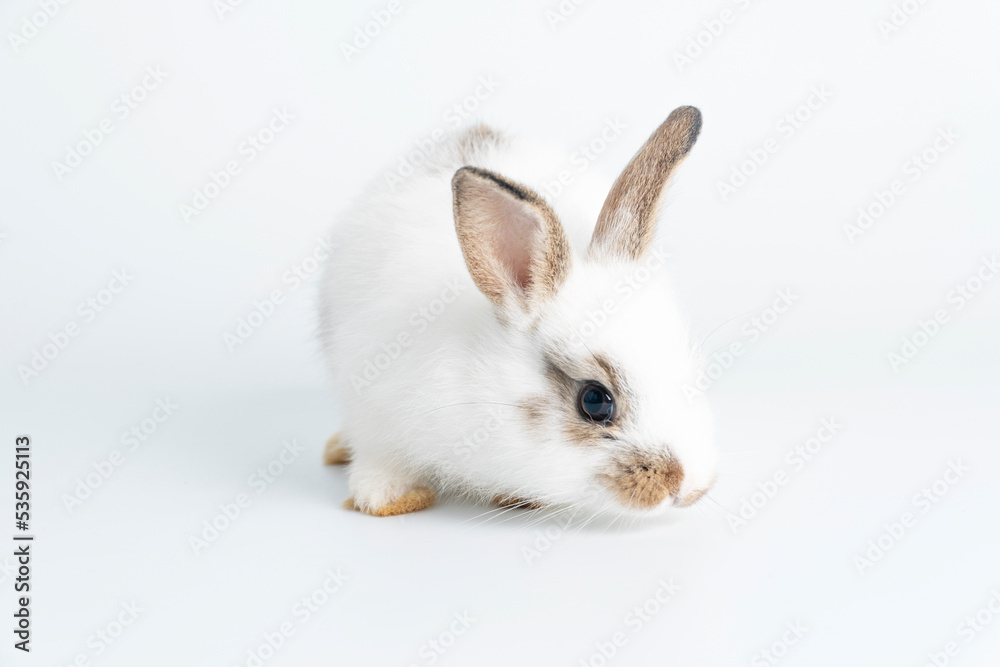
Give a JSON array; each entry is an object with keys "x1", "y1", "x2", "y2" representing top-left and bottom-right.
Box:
[{"x1": 1, "y1": 0, "x2": 999, "y2": 665}]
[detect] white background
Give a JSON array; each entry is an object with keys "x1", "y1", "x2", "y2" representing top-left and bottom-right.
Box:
[{"x1": 2, "y1": 0, "x2": 999, "y2": 665}]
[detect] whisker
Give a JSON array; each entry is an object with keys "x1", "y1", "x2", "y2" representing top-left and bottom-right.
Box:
[
  {"x1": 702, "y1": 492, "x2": 732, "y2": 515},
  {"x1": 696, "y1": 308, "x2": 760, "y2": 349}
]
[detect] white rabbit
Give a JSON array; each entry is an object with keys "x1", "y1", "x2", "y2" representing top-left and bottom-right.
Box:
[{"x1": 319, "y1": 107, "x2": 717, "y2": 519}]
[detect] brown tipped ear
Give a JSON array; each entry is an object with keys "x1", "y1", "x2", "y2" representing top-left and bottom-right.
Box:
[
  {"x1": 452, "y1": 166, "x2": 572, "y2": 310},
  {"x1": 589, "y1": 106, "x2": 702, "y2": 262}
]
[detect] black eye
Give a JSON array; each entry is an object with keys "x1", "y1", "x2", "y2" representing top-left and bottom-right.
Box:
[{"x1": 578, "y1": 382, "x2": 614, "y2": 424}]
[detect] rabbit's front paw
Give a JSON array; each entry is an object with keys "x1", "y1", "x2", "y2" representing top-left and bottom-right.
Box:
[
  {"x1": 343, "y1": 487, "x2": 436, "y2": 517},
  {"x1": 343, "y1": 462, "x2": 435, "y2": 517}
]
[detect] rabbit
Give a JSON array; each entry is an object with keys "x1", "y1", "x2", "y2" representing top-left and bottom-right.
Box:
[{"x1": 318, "y1": 106, "x2": 718, "y2": 519}]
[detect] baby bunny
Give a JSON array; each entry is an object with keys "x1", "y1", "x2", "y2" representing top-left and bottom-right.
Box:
[{"x1": 319, "y1": 107, "x2": 717, "y2": 519}]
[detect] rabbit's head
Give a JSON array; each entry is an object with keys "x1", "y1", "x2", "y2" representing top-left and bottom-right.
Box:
[{"x1": 452, "y1": 107, "x2": 716, "y2": 516}]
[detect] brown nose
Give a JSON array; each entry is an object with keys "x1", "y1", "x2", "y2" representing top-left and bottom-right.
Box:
[{"x1": 602, "y1": 451, "x2": 684, "y2": 510}]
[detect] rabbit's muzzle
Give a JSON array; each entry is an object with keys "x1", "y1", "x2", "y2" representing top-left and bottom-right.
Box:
[{"x1": 600, "y1": 450, "x2": 685, "y2": 510}]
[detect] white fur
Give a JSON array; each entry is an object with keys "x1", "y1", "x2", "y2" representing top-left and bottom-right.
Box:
[{"x1": 318, "y1": 127, "x2": 717, "y2": 519}]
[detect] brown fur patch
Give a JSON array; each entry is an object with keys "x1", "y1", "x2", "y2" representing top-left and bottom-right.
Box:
[
  {"x1": 591, "y1": 353, "x2": 634, "y2": 413},
  {"x1": 590, "y1": 106, "x2": 702, "y2": 261},
  {"x1": 452, "y1": 166, "x2": 572, "y2": 308},
  {"x1": 542, "y1": 351, "x2": 634, "y2": 447},
  {"x1": 343, "y1": 487, "x2": 436, "y2": 517},
  {"x1": 542, "y1": 360, "x2": 613, "y2": 447},
  {"x1": 457, "y1": 124, "x2": 504, "y2": 163},
  {"x1": 323, "y1": 433, "x2": 351, "y2": 465},
  {"x1": 678, "y1": 488, "x2": 707, "y2": 507},
  {"x1": 492, "y1": 495, "x2": 544, "y2": 510},
  {"x1": 519, "y1": 398, "x2": 548, "y2": 429},
  {"x1": 599, "y1": 450, "x2": 684, "y2": 510}
]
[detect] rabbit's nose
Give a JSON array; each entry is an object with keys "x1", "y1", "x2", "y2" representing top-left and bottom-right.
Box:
[{"x1": 603, "y1": 451, "x2": 684, "y2": 510}]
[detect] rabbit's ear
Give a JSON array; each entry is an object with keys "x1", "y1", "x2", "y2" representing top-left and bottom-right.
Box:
[
  {"x1": 590, "y1": 106, "x2": 702, "y2": 262},
  {"x1": 452, "y1": 166, "x2": 572, "y2": 310}
]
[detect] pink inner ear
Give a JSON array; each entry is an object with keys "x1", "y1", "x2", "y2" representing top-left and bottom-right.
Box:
[{"x1": 491, "y1": 194, "x2": 540, "y2": 291}]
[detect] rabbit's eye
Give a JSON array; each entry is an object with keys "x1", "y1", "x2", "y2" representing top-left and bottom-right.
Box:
[{"x1": 578, "y1": 382, "x2": 614, "y2": 424}]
